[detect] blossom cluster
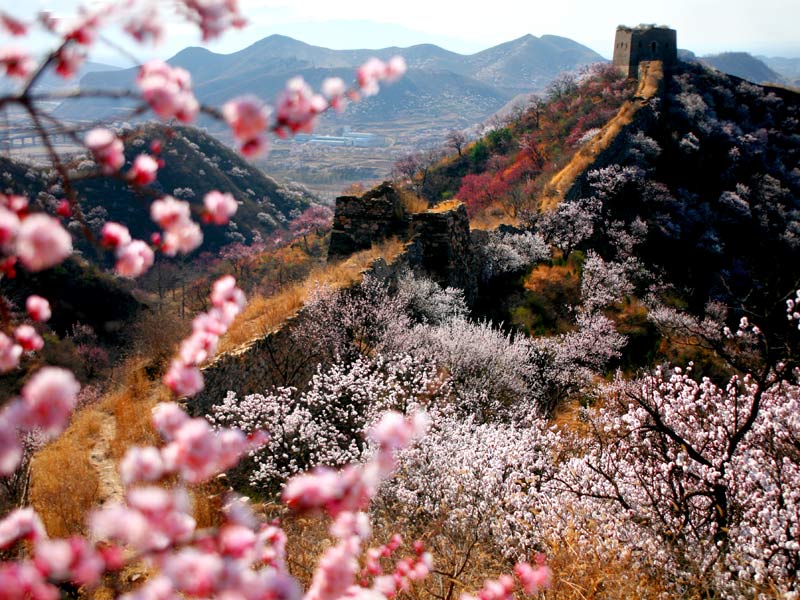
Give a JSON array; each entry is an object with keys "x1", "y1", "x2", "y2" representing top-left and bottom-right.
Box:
[
  {"x1": 0, "y1": 366, "x2": 79, "y2": 476},
  {"x1": 548, "y1": 361, "x2": 800, "y2": 595},
  {"x1": 164, "y1": 275, "x2": 246, "y2": 397},
  {"x1": 209, "y1": 353, "x2": 445, "y2": 489},
  {"x1": 0, "y1": 194, "x2": 72, "y2": 274}
]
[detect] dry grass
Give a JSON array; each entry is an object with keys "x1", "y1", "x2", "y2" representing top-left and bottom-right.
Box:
[
  {"x1": 469, "y1": 203, "x2": 521, "y2": 231},
  {"x1": 106, "y1": 361, "x2": 165, "y2": 462},
  {"x1": 399, "y1": 189, "x2": 430, "y2": 214},
  {"x1": 29, "y1": 358, "x2": 167, "y2": 539},
  {"x1": 540, "y1": 61, "x2": 664, "y2": 212},
  {"x1": 219, "y1": 238, "x2": 408, "y2": 353},
  {"x1": 427, "y1": 199, "x2": 463, "y2": 213},
  {"x1": 543, "y1": 528, "x2": 668, "y2": 599},
  {"x1": 29, "y1": 408, "x2": 103, "y2": 537}
]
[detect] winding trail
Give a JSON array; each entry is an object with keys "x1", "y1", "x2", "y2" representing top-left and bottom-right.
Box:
[{"x1": 88, "y1": 410, "x2": 123, "y2": 505}]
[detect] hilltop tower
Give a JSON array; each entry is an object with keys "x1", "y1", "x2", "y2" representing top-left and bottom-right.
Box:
[{"x1": 613, "y1": 24, "x2": 677, "y2": 77}]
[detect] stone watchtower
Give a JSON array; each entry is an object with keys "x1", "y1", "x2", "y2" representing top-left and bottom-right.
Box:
[{"x1": 613, "y1": 24, "x2": 677, "y2": 77}]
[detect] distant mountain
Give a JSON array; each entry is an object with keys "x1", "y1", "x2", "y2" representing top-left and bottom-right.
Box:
[
  {"x1": 0, "y1": 61, "x2": 121, "y2": 95},
  {"x1": 53, "y1": 34, "x2": 604, "y2": 134},
  {"x1": 696, "y1": 52, "x2": 786, "y2": 86},
  {"x1": 758, "y1": 56, "x2": 800, "y2": 86}
]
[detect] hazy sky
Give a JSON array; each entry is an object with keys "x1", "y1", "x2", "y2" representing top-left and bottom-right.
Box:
[{"x1": 12, "y1": 0, "x2": 800, "y2": 64}]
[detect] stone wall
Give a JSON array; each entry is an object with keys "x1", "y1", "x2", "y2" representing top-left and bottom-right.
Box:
[
  {"x1": 409, "y1": 203, "x2": 477, "y2": 303},
  {"x1": 327, "y1": 182, "x2": 409, "y2": 259}
]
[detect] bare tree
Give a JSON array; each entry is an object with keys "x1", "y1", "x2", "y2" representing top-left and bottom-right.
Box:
[{"x1": 446, "y1": 130, "x2": 467, "y2": 157}]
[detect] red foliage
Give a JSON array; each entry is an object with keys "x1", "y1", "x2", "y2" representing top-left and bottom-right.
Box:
[{"x1": 457, "y1": 173, "x2": 510, "y2": 216}]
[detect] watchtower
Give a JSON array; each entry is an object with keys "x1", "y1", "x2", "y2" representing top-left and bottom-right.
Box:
[{"x1": 613, "y1": 24, "x2": 677, "y2": 77}]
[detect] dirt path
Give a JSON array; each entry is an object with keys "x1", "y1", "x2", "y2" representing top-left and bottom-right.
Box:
[{"x1": 88, "y1": 410, "x2": 124, "y2": 505}]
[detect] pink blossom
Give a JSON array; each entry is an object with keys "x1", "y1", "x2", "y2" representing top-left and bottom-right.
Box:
[
  {"x1": 275, "y1": 76, "x2": 327, "y2": 136},
  {"x1": 91, "y1": 490, "x2": 195, "y2": 553},
  {"x1": 305, "y1": 536, "x2": 360, "y2": 600},
  {"x1": 101, "y1": 222, "x2": 132, "y2": 249},
  {"x1": 1, "y1": 193, "x2": 28, "y2": 213},
  {"x1": 203, "y1": 191, "x2": 238, "y2": 225},
  {"x1": 26, "y1": 295, "x2": 51, "y2": 322},
  {"x1": 241, "y1": 135, "x2": 269, "y2": 157},
  {"x1": 163, "y1": 360, "x2": 204, "y2": 397},
  {"x1": 55, "y1": 45, "x2": 85, "y2": 79},
  {"x1": 283, "y1": 464, "x2": 373, "y2": 516},
  {"x1": 14, "y1": 325, "x2": 43, "y2": 352},
  {"x1": 85, "y1": 128, "x2": 125, "y2": 174},
  {"x1": 161, "y1": 221, "x2": 203, "y2": 256},
  {"x1": 19, "y1": 367, "x2": 80, "y2": 437},
  {"x1": 65, "y1": 11, "x2": 101, "y2": 46},
  {"x1": 161, "y1": 548, "x2": 223, "y2": 596},
  {"x1": 211, "y1": 275, "x2": 246, "y2": 310},
  {"x1": 123, "y1": 5, "x2": 163, "y2": 44},
  {"x1": 161, "y1": 418, "x2": 249, "y2": 482},
  {"x1": 130, "y1": 154, "x2": 159, "y2": 186},
  {"x1": 369, "y1": 411, "x2": 430, "y2": 453},
  {"x1": 137, "y1": 60, "x2": 199, "y2": 122},
  {"x1": 322, "y1": 77, "x2": 347, "y2": 111},
  {"x1": 118, "y1": 576, "x2": 174, "y2": 600},
  {"x1": 15, "y1": 213, "x2": 73, "y2": 271},
  {"x1": 34, "y1": 539, "x2": 73, "y2": 580},
  {"x1": 385, "y1": 56, "x2": 407, "y2": 82},
  {"x1": 356, "y1": 56, "x2": 405, "y2": 97},
  {"x1": 179, "y1": 329, "x2": 218, "y2": 365},
  {"x1": 0, "y1": 46, "x2": 34, "y2": 78},
  {"x1": 55, "y1": 200, "x2": 72, "y2": 218},
  {"x1": 1, "y1": 13, "x2": 28, "y2": 36},
  {"x1": 0, "y1": 205, "x2": 20, "y2": 246},
  {"x1": 152, "y1": 402, "x2": 190, "y2": 440},
  {"x1": 0, "y1": 332, "x2": 22, "y2": 372},
  {"x1": 0, "y1": 508, "x2": 46, "y2": 550},
  {"x1": 218, "y1": 524, "x2": 256, "y2": 558},
  {"x1": 34, "y1": 537, "x2": 104, "y2": 586},
  {"x1": 180, "y1": 0, "x2": 247, "y2": 41},
  {"x1": 115, "y1": 240, "x2": 155, "y2": 278},
  {"x1": 119, "y1": 446, "x2": 165, "y2": 485},
  {"x1": 222, "y1": 96, "x2": 270, "y2": 142},
  {"x1": 192, "y1": 311, "x2": 228, "y2": 336},
  {"x1": 150, "y1": 196, "x2": 191, "y2": 230},
  {"x1": 0, "y1": 421, "x2": 23, "y2": 475},
  {"x1": 514, "y1": 561, "x2": 552, "y2": 595},
  {"x1": 357, "y1": 58, "x2": 386, "y2": 97},
  {"x1": 0, "y1": 561, "x2": 57, "y2": 600}
]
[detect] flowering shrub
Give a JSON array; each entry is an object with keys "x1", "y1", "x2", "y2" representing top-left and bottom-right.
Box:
[
  {"x1": 209, "y1": 354, "x2": 445, "y2": 491},
  {"x1": 547, "y1": 317, "x2": 800, "y2": 596}
]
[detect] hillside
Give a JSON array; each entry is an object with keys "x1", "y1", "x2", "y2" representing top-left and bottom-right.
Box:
[{"x1": 0, "y1": 124, "x2": 314, "y2": 256}]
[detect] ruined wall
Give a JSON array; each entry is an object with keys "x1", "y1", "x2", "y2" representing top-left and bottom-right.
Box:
[
  {"x1": 409, "y1": 203, "x2": 477, "y2": 303},
  {"x1": 327, "y1": 183, "x2": 409, "y2": 259}
]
